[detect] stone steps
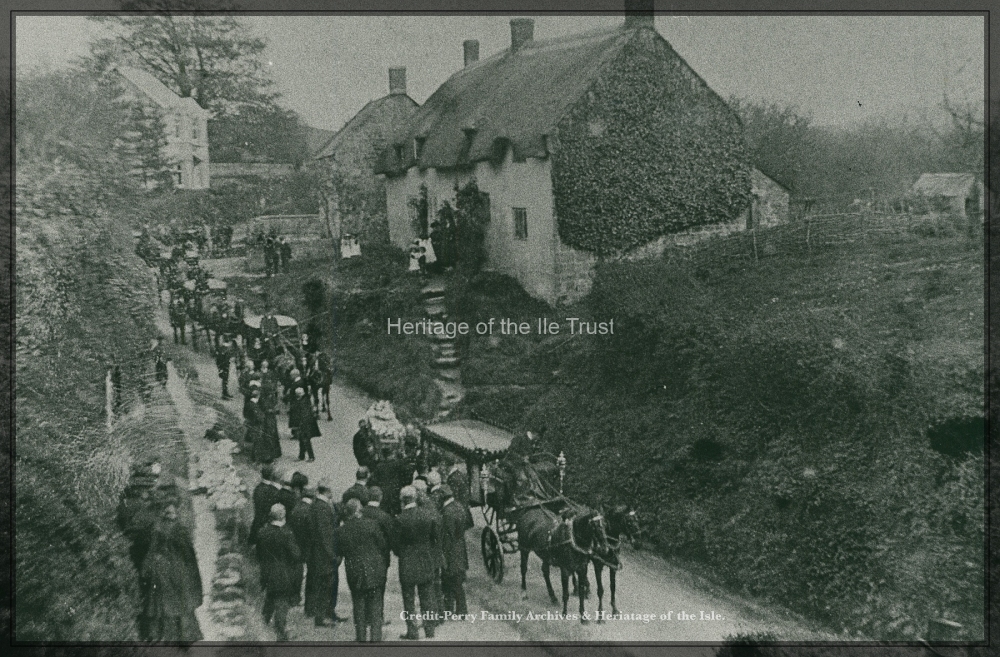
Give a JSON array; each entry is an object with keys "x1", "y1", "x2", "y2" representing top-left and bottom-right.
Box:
[{"x1": 422, "y1": 277, "x2": 464, "y2": 411}]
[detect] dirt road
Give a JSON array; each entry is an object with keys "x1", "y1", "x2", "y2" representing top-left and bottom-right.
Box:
[{"x1": 155, "y1": 283, "x2": 832, "y2": 644}]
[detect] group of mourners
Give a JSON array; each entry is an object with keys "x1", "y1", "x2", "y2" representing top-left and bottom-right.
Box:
[
  {"x1": 249, "y1": 449, "x2": 475, "y2": 642},
  {"x1": 256, "y1": 229, "x2": 292, "y2": 278},
  {"x1": 237, "y1": 312, "x2": 335, "y2": 464}
]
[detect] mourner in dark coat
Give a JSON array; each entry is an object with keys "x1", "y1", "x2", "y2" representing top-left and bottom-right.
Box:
[
  {"x1": 250, "y1": 465, "x2": 281, "y2": 545},
  {"x1": 256, "y1": 504, "x2": 301, "y2": 641},
  {"x1": 287, "y1": 484, "x2": 313, "y2": 607},
  {"x1": 169, "y1": 299, "x2": 187, "y2": 344},
  {"x1": 247, "y1": 390, "x2": 281, "y2": 464},
  {"x1": 260, "y1": 310, "x2": 280, "y2": 345},
  {"x1": 338, "y1": 498, "x2": 389, "y2": 642},
  {"x1": 280, "y1": 237, "x2": 292, "y2": 272},
  {"x1": 289, "y1": 387, "x2": 321, "y2": 462},
  {"x1": 139, "y1": 504, "x2": 203, "y2": 643},
  {"x1": 215, "y1": 338, "x2": 234, "y2": 399},
  {"x1": 276, "y1": 470, "x2": 298, "y2": 517},
  {"x1": 259, "y1": 360, "x2": 280, "y2": 412},
  {"x1": 155, "y1": 352, "x2": 168, "y2": 387},
  {"x1": 342, "y1": 467, "x2": 371, "y2": 506},
  {"x1": 352, "y1": 420, "x2": 375, "y2": 468},
  {"x1": 423, "y1": 472, "x2": 447, "y2": 622},
  {"x1": 446, "y1": 460, "x2": 475, "y2": 528},
  {"x1": 361, "y1": 487, "x2": 394, "y2": 570},
  {"x1": 439, "y1": 485, "x2": 474, "y2": 616},
  {"x1": 394, "y1": 486, "x2": 438, "y2": 640},
  {"x1": 371, "y1": 451, "x2": 412, "y2": 517},
  {"x1": 305, "y1": 480, "x2": 346, "y2": 625}
]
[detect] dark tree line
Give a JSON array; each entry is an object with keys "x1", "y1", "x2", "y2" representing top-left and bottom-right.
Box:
[{"x1": 732, "y1": 96, "x2": 985, "y2": 203}]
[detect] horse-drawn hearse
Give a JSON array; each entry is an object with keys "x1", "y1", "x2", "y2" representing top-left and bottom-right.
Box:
[{"x1": 421, "y1": 419, "x2": 640, "y2": 622}]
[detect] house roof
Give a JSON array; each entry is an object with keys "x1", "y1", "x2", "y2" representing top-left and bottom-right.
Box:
[
  {"x1": 314, "y1": 93, "x2": 419, "y2": 161},
  {"x1": 911, "y1": 173, "x2": 979, "y2": 198},
  {"x1": 113, "y1": 65, "x2": 208, "y2": 116},
  {"x1": 376, "y1": 24, "x2": 658, "y2": 175}
]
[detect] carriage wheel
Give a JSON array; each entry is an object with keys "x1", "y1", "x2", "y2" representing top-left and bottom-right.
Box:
[{"x1": 481, "y1": 526, "x2": 504, "y2": 584}]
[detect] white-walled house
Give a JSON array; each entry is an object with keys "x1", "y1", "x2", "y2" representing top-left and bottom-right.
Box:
[
  {"x1": 112, "y1": 65, "x2": 211, "y2": 190},
  {"x1": 376, "y1": 11, "x2": 760, "y2": 305}
]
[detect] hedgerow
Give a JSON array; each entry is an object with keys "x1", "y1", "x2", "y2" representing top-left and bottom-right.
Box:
[{"x1": 460, "y1": 216, "x2": 984, "y2": 638}]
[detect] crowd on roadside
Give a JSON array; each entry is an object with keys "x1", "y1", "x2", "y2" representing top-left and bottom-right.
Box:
[{"x1": 249, "y1": 450, "x2": 475, "y2": 642}]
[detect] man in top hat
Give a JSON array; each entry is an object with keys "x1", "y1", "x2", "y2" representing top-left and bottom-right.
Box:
[
  {"x1": 394, "y1": 485, "x2": 439, "y2": 640},
  {"x1": 342, "y1": 467, "x2": 371, "y2": 506},
  {"x1": 439, "y1": 484, "x2": 474, "y2": 616},
  {"x1": 338, "y1": 498, "x2": 388, "y2": 642},
  {"x1": 256, "y1": 503, "x2": 301, "y2": 641}
]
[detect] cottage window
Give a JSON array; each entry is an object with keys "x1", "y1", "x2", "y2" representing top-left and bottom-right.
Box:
[
  {"x1": 192, "y1": 122, "x2": 199, "y2": 140},
  {"x1": 173, "y1": 164, "x2": 182, "y2": 186},
  {"x1": 395, "y1": 145, "x2": 405, "y2": 162},
  {"x1": 414, "y1": 137, "x2": 426, "y2": 159},
  {"x1": 513, "y1": 207, "x2": 528, "y2": 240}
]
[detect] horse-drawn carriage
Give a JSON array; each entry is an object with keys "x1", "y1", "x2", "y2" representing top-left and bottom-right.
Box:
[
  {"x1": 421, "y1": 419, "x2": 638, "y2": 621},
  {"x1": 241, "y1": 313, "x2": 300, "y2": 351}
]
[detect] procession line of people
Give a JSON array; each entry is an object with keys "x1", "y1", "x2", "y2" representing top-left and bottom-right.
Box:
[{"x1": 248, "y1": 458, "x2": 475, "y2": 642}]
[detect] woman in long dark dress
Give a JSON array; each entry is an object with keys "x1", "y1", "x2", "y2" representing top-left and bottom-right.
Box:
[
  {"x1": 249, "y1": 388, "x2": 282, "y2": 464},
  {"x1": 139, "y1": 504, "x2": 203, "y2": 643}
]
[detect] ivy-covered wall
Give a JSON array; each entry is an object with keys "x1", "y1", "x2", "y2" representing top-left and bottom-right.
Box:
[{"x1": 552, "y1": 27, "x2": 752, "y2": 256}]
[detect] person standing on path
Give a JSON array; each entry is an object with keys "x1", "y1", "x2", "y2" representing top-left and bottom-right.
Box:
[
  {"x1": 306, "y1": 479, "x2": 347, "y2": 626},
  {"x1": 439, "y1": 485, "x2": 473, "y2": 617},
  {"x1": 250, "y1": 465, "x2": 282, "y2": 545},
  {"x1": 215, "y1": 335, "x2": 234, "y2": 400},
  {"x1": 256, "y1": 504, "x2": 301, "y2": 642},
  {"x1": 288, "y1": 481, "x2": 314, "y2": 608},
  {"x1": 338, "y1": 498, "x2": 389, "y2": 642},
  {"x1": 342, "y1": 467, "x2": 371, "y2": 506},
  {"x1": 361, "y1": 487, "x2": 394, "y2": 571},
  {"x1": 289, "y1": 387, "x2": 320, "y2": 462},
  {"x1": 138, "y1": 504, "x2": 203, "y2": 643},
  {"x1": 394, "y1": 486, "x2": 438, "y2": 640}
]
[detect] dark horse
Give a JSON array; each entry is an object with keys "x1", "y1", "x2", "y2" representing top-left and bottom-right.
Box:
[
  {"x1": 513, "y1": 506, "x2": 609, "y2": 623},
  {"x1": 583, "y1": 505, "x2": 641, "y2": 620}
]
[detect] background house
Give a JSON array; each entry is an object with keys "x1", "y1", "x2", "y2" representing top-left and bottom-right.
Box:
[
  {"x1": 314, "y1": 67, "x2": 420, "y2": 248},
  {"x1": 111, "y1": 65, "x2": 211, "y2": 189},
  {"x1": 910, "y1": 173, "x2": 983, "y2": 218},
  {"x1": 376, "y1": 12, "x2": 753, "y2": 305}
]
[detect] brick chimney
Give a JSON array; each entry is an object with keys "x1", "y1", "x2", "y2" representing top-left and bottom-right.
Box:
[
  {"x1": 623, "y1": 0, "x2": 655, "y2": 29},
  {"x1": 510, "y1": 18, "x2": 534, "y2": 52},
  {"x1": 388, "y1": 67, "x2": 407, "y2": 95},
  {"x1": 463, "y1": 39, "x2": 480, "y2": 67}
]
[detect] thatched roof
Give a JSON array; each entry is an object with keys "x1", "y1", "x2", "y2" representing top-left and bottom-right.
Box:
[
  {"x1": 315, "y1": 93, "x2": 419, "y2": 161},
  {"x1": 911, "y1": 173, "x2": 979, "y2": 198},
  {"x1": 376, "y1": 23, "x2": 682, "y2": 175}
]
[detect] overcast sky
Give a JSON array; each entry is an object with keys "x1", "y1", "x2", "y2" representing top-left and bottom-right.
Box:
[{"x1": 15, "y1": 14, "x2": 984, "y2": 132}]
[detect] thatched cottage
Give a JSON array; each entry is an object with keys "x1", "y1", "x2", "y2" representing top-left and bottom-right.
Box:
[
  {"x1": 377, "y1": 9, "x2": 759, "y2": 304},
  {"x1": 910, "y1": 173, "x2": 983, "y2": 218}
]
